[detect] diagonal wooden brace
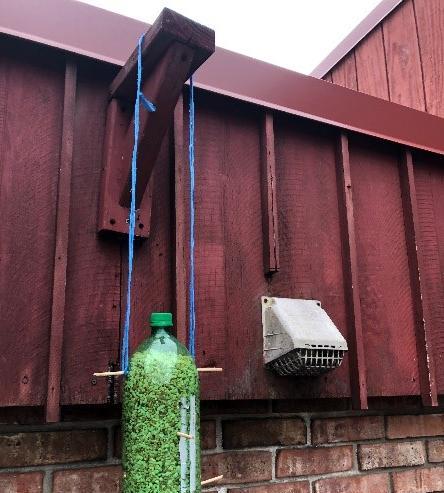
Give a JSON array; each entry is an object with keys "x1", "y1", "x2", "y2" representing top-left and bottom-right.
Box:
[{"x1": 98, "y1": 8, "x2": 215, "y2": 238}]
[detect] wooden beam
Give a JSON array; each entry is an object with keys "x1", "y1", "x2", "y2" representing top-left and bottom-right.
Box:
[
  {"x1": 336, "y1": 132, "x2": 368, "y2": 410},
  {"x1": 46, "y1": 60, "x2": 77, "y2": 422},
  {"x1": 119, "y1": 42, "x2": 194, "y2": 208},
  {"x1": 260, "y1": 112, "x2": 280, "y2": 275},
  {"x1": 97, "y1": 99, "x2": 153, "y2": 238},
  {"x1": 98, "y1": 8, "x2": 215, "y2": 236},
  {"x1": 399, "y1": 150, "x2": 438, "y2": 407},
  {"x1": 110, "y1": 8, "x2": 214, "y2": 102},
  {"x1": 173, "y1": 93, "x2": 188, "y2": 345}
]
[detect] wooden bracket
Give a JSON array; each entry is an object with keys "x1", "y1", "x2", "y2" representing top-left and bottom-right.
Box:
[{"x1": 98, "y1": 8, "x2": 215, "y2": 237}]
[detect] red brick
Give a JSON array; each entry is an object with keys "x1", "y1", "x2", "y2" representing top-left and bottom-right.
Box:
[
  {"x1": 358, "y1": 441, "x2": 425, "y2": 470},
  {"x1": 0, "y1": 429, "x2": 107, "y2": 467},
  {"x1": 387, "y1": 414, "x2": 444, "y2": 439},
  {"x1": 202, "y1": 451, "x2": 272, "y2": 484},
  {"x1": 314, "y1": 473, "x2": 390, "y2": 493},
  {"x1": 52, "y1": 466, "x2": 122, "y2": 493},
  {"x1": 0, "y1": 472, "x2": 43, "y2": 493},
  {"x1": 276, "y1": 446, "x2": 353, "y2": 478},
  {"x1": 427, "y1": 439, "x2": 444, "y2": 463},
  {"x1": 312, "y1": 416, "x2": 384, "y2": 444},
  {"x1": 228, "y1": 482, "x2": 310, "y2": 493},
  {"x1": 223, "y1": 418, "x2": 306, "y2": 448},
  {"x1": 202, "y1": 420, "x2": 217, "y2": 449},
  {"x1": 392, "y1": 466, "x2": 444, "y2": 493}
]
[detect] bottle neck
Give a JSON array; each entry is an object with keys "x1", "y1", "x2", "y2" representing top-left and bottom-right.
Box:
[{"x1": 151, "y1": 326, "x2": 171, "y2": 335}]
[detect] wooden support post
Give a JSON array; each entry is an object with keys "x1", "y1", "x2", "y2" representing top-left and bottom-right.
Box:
[
  {"x1": 399, "y1": 150, "x2": 438, "y2": 407},
  {"x1": 260, "y1": 112, "x2": 279, "y2": 275},
  {"x1": 46, "y1": 60, "x2": 77, "y2": 422},
  {"x1": 98, "y1": 8, "x2": 214, "y2": 237},
  {"x1": 336, "y1": 132, "x2": 368, "y2": 410},
  {"x1": 173, "y1": 93, "x2": 188, "y2": 345}
]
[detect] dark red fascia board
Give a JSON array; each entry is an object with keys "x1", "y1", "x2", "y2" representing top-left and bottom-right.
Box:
[{"x1": 2, "y1": 0, "x2": 444, "y2": 156}]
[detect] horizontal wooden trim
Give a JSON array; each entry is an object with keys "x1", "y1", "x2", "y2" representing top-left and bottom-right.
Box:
[{"x1": 3, "y1": 2, "x2": 444, "y2": 158}]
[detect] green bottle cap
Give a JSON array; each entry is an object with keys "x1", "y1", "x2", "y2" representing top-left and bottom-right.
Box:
[{"x1": 150, "y1": 312, "x2": 173, "y2": 327}]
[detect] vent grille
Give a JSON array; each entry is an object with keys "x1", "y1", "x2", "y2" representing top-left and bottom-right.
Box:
[{"x1": 267, "y1": 347, "x2": 346, "y2": 376}]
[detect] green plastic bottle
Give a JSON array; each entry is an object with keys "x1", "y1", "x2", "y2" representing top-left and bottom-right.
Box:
[{"x1": 122, "y1": 312, "x2": 200, "y2": 493}]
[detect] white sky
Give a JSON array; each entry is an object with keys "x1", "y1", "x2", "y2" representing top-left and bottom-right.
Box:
[{"x1": 79, "y1": 0, "x2": 381, "y2": 74}]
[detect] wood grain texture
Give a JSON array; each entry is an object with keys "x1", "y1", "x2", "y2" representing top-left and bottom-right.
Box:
[
  {"x1": 97, "y1": 98, "x2": 153, "y2": 239},
  {"x1": 331, "y1": 53, "x2": 357, "y2": 90},
  {"x1": 335, "y1": 133, "x2": 368, "y2": 409},
  {"x1": 120, "y1": 42, "x2": 194, "y2": 208},
  {"x1": 120, "y1": 134, "x2": 174, "y2": 373},
  {"x1": 399, "y1": 150, "x2": 438, "y2": 406},
  {"x1": 0, "y1": 40, "x2": 64, "y2": 406},
  {"x1": 110, "y1": 7, "x2": 214, "y2": 102},
  {"x1": 173, "y1": 93, "x2": 188, "y2": 344},
  {"x1": 260, "y1": 113, "x2": 279, "y2": 274},
  {"x1": 349, "y1": 136, "x2": 419, "y2": 397},
  {"x1": 61, "y1": 60, "x2": 121, "y2": 405},
  {"x1": 413, "y1": 153, "x2": 444, "y2": 394},
  {"x1": 355, "y1": 26, "x2": 389, "y2": 100},
  {"x1": 382, "y1": 0, "x2": 425, "y2": 110},
  {"x1": 270, "y1": 116, "x2": 350, "y2": 399},
  {"x1": 46, "y1": 60, "x2": 77, "y2": 422},
  {"x1": 414, "y1": 0, "x2": 444, "y2": 117},
  {"x1": 216, "y1": 99, "x2": 267, "y2": 399},
  {"x1": 190, "y1": 93, "x2": 228, "y2": 397}
]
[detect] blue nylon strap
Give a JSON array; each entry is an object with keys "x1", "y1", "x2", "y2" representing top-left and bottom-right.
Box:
[
  {"x1": 121, "y1": 34, "x2": 156, "y2": 375},
  {"x1": 188, "y1": 76, "x2": 196, "y2": 359}
]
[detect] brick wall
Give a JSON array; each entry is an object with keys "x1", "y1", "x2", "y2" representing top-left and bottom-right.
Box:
[{"x1": 1, "y1": 402, "x2": 444, "y2": 492}]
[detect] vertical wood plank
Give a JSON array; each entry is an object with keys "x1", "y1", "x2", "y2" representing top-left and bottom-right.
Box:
[
  {"x1": 399, "y1": 150, "x2": 438, "y2": 406},
  {"x1": 336, "y1": 132, "x2": 368, "y2": 409},
  {"x1": 174, "y1": 93, "x2": 188, "y2": 344},
  {"x1": 331, "y1": 53, "x2": 358, "y2": 90},
  {"x1": 355, "y1": 26, "x2": 390, "y2": 100},
  {"x1": 270, "y1": 117, "x2": 350, "y2": 399},
  {"x1": 260, "y1": 112, "x2": 279, "y2": 275},
  {"x1": 0, "y1": 40, "x2": 64, "y2": 407},
  {"x1": 350, "y1": 137, "x2": 419, "y2": 398},
  {"x1": 414, "y1": 0, "x2": 444, "y2": 117},
  {"x1": 382, "y1": 0, "x2": 426, "y2": 110},
  {"x1": 412, "y1": 154, "x2": 444, "y2": 395},
  {"x1": 46, "y1": 60, "x2": 77, "y2": 422},
  {"x1": 61, "y1": 61, "x2": 122, "y2": 406}
]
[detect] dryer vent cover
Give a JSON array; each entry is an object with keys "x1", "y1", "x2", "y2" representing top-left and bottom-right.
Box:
[{"x1": 262, "y1": 297, "x2": 348, "y2": 376}]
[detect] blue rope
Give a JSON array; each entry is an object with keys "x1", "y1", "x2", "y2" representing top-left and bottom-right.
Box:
[
  {"x1": 121, "y1": 34, "x2": 156, "y2": 374},
  {"x1": 188, "y1": 76, "x2": 196, "y2": 359}
]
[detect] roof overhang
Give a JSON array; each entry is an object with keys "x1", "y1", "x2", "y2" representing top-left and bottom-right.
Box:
[{"x1": 2, "y1": 0, "x2": 444, "y2": 158}]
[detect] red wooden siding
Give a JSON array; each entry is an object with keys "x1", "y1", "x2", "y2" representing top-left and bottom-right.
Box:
[
  {"x1": 325, "y1": 0, "x2": 444, "y2": 396},
  {"x1": 326, "y1": 0, "x2": 444, "y2": 116},
  {"x1": 0, "y1": 39, "x2": 64, "y2": 406},
  {"x1": 2, "y1": 31, "x2": 444, "y2": 410}
]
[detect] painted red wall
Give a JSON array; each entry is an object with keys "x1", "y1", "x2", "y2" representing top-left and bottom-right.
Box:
[{"x1": 1, "y1": 29, "x2": 444, "y2": 409}]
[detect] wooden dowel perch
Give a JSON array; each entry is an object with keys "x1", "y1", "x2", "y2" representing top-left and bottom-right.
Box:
[
  {"x1": 201, "y1": 475, "x2": 224, "y2": 486},
  {"x1": 197, "y1": 368, "x2": 223, "y2": 372},
  {"x1": 177, "y1": 431, "x2": 194, "y2": 439},
  {"x1": 93, "y1": 371, "x2": 125, "y2": 377}
]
